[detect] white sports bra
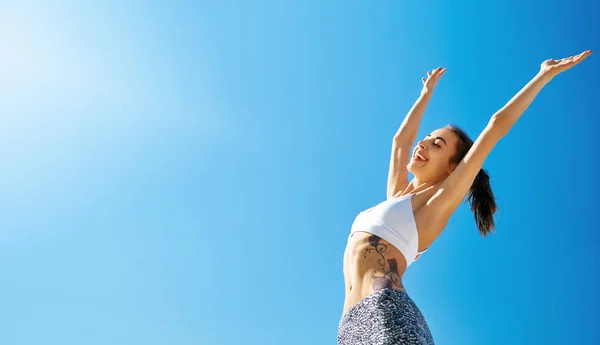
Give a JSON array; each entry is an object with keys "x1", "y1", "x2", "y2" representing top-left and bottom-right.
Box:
[{"x1": 350, "y1": 193, "x2": 427, "y2": 267}]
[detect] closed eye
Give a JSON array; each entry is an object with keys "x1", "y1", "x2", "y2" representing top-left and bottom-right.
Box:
[
  {"x1": 426, "y1": 134, "x2": 446, "y2": 148},
  {"x1": 426, "y1": 134, "x2": 448, "y2": 147}
]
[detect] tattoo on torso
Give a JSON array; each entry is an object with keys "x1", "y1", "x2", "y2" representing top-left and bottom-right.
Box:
[{"x1": 364, "y1": 235, "x2": 404, "y2": 291}]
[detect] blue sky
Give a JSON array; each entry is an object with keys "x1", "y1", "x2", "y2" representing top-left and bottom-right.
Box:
[{"x1": 0, "y1": 1, "x2": 598, "y2": 344}]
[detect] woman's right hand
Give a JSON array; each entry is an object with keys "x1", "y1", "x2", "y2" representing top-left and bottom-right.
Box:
[{"x1": 421, "y1": 67, "x2": 447, "y2": 95}]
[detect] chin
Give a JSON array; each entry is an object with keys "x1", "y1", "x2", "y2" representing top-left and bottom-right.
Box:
[
  {"x1": 406, "y1": 162, "x2": 423, "y2": 176},
  {"x1": 407, "y1": 162, "x2": 435, "y2": 181}
]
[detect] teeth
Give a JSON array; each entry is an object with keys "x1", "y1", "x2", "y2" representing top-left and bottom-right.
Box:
[{"x1": 416, "y1": 153, "x2": 426, "y2": 160}]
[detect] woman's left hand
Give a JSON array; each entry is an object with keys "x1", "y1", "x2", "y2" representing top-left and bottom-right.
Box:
[
  {"x1": 421, "y1": 67, "x2": 447, "y2": 95},
  {"x1": 540, "y1": 50, "x2": 592, "y2": 78}
]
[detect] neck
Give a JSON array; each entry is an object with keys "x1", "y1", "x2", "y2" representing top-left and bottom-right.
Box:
[{"x1": 403, "y1": 177, "x2": 439, "y2": 195}]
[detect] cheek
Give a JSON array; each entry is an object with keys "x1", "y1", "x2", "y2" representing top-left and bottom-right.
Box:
[{"x1": 430, "y1": 153, "x2": 451, "y2": 170}]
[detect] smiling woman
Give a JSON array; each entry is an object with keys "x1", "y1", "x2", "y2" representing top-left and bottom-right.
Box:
[{"x1": 338, "y1": 50, "x2": 592, "y2": 345}]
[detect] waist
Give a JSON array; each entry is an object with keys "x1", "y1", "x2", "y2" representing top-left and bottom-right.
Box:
[
  {"x1": 342, "y1": 232, "x2": 409, "y2": 315},
  {"x1": 346, "y1": 231, "x2": 409, "y2": 277},
  {"x1": 350, "y1": 217, "x2": 418, "y2": 267}
]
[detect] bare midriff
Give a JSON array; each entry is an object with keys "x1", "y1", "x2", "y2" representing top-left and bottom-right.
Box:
[{"x1": 342, "y1": 231, "x2": 410, "y2": 316}]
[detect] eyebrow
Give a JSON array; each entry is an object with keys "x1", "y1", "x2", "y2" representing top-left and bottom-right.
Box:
[{"x1": 427, "y1": 134, "x2": 447, "y2": 145}]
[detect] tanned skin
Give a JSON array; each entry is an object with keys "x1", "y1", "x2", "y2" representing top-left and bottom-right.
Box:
[
  {"x1": 342, "y1": 50, "x2": 592, "y2": 317},
  {"x1": 366, "y1": 235, "x2": 403, "y2": 291}
]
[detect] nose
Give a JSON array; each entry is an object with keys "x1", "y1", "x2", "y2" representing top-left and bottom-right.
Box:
[{"x1": 418, "y1": 141, "x2": 428, "y2": 150}]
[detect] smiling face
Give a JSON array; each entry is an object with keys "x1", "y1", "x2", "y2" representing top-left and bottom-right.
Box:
[{"x1": 407, "y1": 128, "x2": 461, "y2": 182}]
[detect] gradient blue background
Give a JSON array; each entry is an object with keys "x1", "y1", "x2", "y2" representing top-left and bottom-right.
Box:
[{"x1": 1, "y1": 1, "x2": 598, "y2": 344}]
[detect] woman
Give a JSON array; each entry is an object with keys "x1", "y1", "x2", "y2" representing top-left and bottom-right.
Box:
[{"x1": 338, "y1": 50, "x2": 592, "y2": 345}]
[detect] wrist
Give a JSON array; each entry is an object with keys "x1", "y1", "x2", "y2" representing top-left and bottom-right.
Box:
[
  {"x1": 420, "y1": 88, "x2": 434, "y2": 97},
  {"x1": 536, "y1": 70, "x2": 555, "y2": 84}
]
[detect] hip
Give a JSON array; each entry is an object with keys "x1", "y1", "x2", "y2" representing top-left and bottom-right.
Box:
[{"x1": 338, "y1": 289, "x2": 434, "y2": 345}]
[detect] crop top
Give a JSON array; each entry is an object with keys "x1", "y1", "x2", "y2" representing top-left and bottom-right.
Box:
[{"x1": 349, "y1": 193, "x2": 427, "y2": 267}]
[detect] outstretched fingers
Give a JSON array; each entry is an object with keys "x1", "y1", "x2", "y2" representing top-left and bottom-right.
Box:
[
  {"x1": 559, "y1": 50, "x2": 592, "y2": 67},
  {"x1": 428, "y1": 67, "x2": 447, "y2": 79},
  {"x1": 571, "y1": 50, "x2": 592, "y2": 64},
  {"x1": 422, "y1": 66, "x2": 447, "y2": 86}
]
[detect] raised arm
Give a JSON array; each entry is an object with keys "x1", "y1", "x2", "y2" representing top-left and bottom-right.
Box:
[
  {"x1": 387, "y1": 67, "x2": 447, "y2": 198},
  {"x1": 431, "y1": 50, "x2": 592, "y2": 217}
]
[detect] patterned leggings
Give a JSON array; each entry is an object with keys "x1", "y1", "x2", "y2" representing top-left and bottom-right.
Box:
[{"x1": 337, "y1": 289, "x2": 434, "y2": 345}]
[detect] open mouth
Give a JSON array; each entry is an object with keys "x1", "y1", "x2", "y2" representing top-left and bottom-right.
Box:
[{"x1": 414, "y1": 151, "x2": 428, "y2": 161}]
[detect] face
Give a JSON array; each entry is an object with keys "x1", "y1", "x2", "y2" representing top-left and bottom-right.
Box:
[{"x1": 406, "y1": 128, "x2": 460, "y2": 182}]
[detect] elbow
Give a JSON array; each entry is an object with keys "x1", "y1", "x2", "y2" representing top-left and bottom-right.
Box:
[
  {"x1": 488, "y1": 115, "x2": 511, "y2": 137},
  {"x1": 392, "y1": 132, "x2": 416, "y2": 146}
]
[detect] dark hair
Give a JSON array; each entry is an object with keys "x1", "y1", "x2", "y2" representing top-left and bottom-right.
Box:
[{"x1": 446, "y1": 124, "x2": 498, "y2": 237}]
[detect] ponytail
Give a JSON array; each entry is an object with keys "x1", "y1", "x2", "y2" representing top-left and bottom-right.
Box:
[
  {"x1": 467, "y1": 169, "x2": 497, "y2": 236},
  {"x1": 446, "y1": 124, "x2": 499, "y2": 236}
]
